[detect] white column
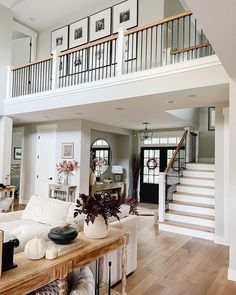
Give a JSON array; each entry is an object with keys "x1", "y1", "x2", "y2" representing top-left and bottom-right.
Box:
[
  {"x1": 51, "y1": 51, "x2": 59, "y2": 90},
  {"x1": 195, "y1": 131, "x2": 200, "y2": 162},
  {"x1": 228, "y1": 81, "x2": 236, "y2": 281},
  {"x1": 158, "y1": 173, "x2": 166, "y2": 222},
  {"x1": 0, "y1": 116, "x2": 13, "y2": 184},
  {"x1": 116, "y1": 28, "x2": 125, "y2": 77}
]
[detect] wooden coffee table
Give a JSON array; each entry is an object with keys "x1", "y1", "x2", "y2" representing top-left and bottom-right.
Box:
[{"x1": 0, "y1": 228, "x2": 128, "y2": 295}]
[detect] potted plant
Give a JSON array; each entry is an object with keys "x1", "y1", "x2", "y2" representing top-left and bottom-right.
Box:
[
  {"x1": 56, "y1": 160, "x2": 79, "y2": 185},
  {"x1": 74, "y1": 193, "x2": 138, "y2": 239}
]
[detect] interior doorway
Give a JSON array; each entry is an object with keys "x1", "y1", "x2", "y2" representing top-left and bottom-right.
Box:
[
  {"x1": 35, "y1": 125, "x2": 57, "y2": 198},
  {"x1": 140, "y1": 147, "x2": 176, "y2": 204}
]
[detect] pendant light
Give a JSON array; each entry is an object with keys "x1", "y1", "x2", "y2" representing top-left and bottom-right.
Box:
[{"x1": 138, "y1": 122, "x2": 153, "y2": 140}]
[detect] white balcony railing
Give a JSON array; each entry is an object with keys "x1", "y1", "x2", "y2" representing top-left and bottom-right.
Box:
[{"x1": 8, "y1": 11, "x2": 214, "y2": 99}]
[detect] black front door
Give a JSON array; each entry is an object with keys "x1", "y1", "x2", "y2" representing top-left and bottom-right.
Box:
[{"x1": 140, "y1": 147, "x2": 176, "y2": 204}]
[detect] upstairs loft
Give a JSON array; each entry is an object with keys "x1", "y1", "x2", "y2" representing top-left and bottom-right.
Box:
[{"x1": 7, "y1": 11, "x2": 215, "y2": 99}]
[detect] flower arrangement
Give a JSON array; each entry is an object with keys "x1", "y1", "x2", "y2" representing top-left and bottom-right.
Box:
[
  {"x1": 56, "y1": 160, "x2": 79, "y2": 175},
  {"x1": 74, "y1": 193, "x2": 139, "y2": 226}
]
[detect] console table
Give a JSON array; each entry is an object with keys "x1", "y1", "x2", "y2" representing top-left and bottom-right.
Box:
[
  {"x1": 0, "y1": 186, "x2": 16, "y2": 211},
  {"x1": 48, "y1": 184, "x2": 77, "y2": 202},
  {"x1": 0, "y1": 228, "x2": 128, "y2": 295},
  {"x1": 90, "y1": 182, "x2": 125, "y2": 203}
]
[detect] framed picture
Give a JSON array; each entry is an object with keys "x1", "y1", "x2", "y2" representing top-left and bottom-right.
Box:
[
  {"x1": 69, "y1": 18, "x2": 89, "y2": 48},
  {"x1": 14, "y1": 147, "x2": 22, "y2": 160},
  {"x1": 113, "y1": 0, "x2": 138, "y2": 33},
  {"x1": 51, "y1": 26, "x2": 69, "y2": 54},
  {"x1": 208, "y1": 107, "x2": 215, "y2": 131},
  {"x1": 62, "y1": 143, "x2": 74, "y2": 159},
  {"x1": 89, "y1": 8, "x2": 111, "y2": 42}
]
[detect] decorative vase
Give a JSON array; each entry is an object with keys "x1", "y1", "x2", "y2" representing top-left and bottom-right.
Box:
[
  {"x1": 84, "y1": 215, "x2": 109, "y2": 239},
  {"x1": 64, "y1": 173, "x2": 69, "y2": 185}
]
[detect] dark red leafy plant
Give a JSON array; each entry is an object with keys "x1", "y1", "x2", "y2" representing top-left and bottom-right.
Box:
[
  {"x1": 74, "y1": 193, "x2": 121, "y2": 226},
  {"x1": 126, "y1": 197, "x2": 139, "y2": 216}
]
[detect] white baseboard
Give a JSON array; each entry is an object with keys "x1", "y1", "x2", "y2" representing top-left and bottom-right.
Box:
[
  {"x1": 228, "y1": 268, "x2": 236, "y2": 281},
  {"x1": 19, "y1": 199, "x2": 28, "y2": 205},
  {"x1": 214, "y1": 235, "x2": 229, "y2": 246},
  {"x1": 198, "y1": 158, "x2": 215, "y2": 163}
]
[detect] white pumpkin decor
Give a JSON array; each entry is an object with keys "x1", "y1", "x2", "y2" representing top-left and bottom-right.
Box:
[{"x1": 24, "y1": 237, "x2": 47, "y2": 260}]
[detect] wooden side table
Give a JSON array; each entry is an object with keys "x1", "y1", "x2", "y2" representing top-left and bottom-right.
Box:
[
  {"x1": 0, "y1": 186, "x2": 16, "y2": 211},
  {"x1": 48, "y1": 184, "x2": 77, "y2": 202},
  {"x1": 90, "y1": 182, "x2": 125, "y2": 203}
]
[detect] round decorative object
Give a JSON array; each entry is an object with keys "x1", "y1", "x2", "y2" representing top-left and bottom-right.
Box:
[
  {"x1": 84, "y1": 215, "x2": 109, "y2": 239},
  {"x1": 48, "y1": 226, "x2": 78, "y2": 244},
  {"x1": 24, "y1": 237, "x2": 47, "y2": 260},
  {"x1": 45, "y1": 247, "x2": 58, "y2": 260},
  {"x1": 147, "y1": 158, "x2": 158, "y2": 170}
]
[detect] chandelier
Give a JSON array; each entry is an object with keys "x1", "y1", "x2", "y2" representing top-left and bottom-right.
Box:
[{"x1": 138, "y1": 122, "x2": 153, "y2": 140}]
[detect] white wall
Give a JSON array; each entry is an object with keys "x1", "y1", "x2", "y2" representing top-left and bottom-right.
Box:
[
  {"x1": 167, "y1": 108, "x2": 199, "y2": 128},
  {"x1": 0, "y1": 4, "x2": 13, "y2": 104},
  {"x1": 12, "y1": 37, "x2": 31, "y2": 66},
  {"x1": 37, "y1": 0, "x2": 166, "y2": 59},
  {"x1": 198, "y1": 107, "x2": 215, "y2": 162}
]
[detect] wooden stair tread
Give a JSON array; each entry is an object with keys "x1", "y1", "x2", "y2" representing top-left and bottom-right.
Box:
[
  {"x1": 170, "y1": 200, "x2": 215, "y2": 209},
  {"x1": 173, "y1": 191, "x2": 215, "y2": 199},
  {"x1": 181, "y1": 176, "x2": 215, "y2": 181},
  {"x1": 185, "y1": 169, "x2": 215, "y2": 173},
  {"x1": 166, "y1": 210, "x2": 215, "y2": 220},
  {"x1": 159, "y1": 220, "x2": 215, "y2": 233},
  {"x1": 177, "y1": 184, "x2": 215, "y2": 189}
]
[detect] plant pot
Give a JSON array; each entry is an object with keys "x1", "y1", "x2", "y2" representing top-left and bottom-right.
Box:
[{"x1": 84, "y1": 215, "x2": 109, "y2": 239}]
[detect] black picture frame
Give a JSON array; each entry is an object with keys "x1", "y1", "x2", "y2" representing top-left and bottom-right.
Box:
[
  {"x1": 89, "y1": 8, "x2": 112, "y2": 42},
  {"x1": 51, "y1": 25, "x2": 69, "y2": 55},
  {"x1": 14, "y1": 147, "x2": 22, "y2": 160},
  {"x1": 208, "y1": 107, "x2": 215, "y2": 131},
  {"x1": 69, "y1": 17, "x2": 89, "y2": 49}
]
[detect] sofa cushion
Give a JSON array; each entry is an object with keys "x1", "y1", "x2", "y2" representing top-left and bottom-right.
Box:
[
  {"x1": 22, "y1": 195, "x2": 71, "y2": 226},
  {"x1": 0, "y1": 219, "x2": 51, "y2": 253},
  {"x1": 66, "y1": 203, "x2": 85, "y2": 232}
]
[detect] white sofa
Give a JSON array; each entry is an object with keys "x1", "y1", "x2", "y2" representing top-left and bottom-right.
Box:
[{"x1": 0, "y1": 195, "x2": 137, "y2": 285}]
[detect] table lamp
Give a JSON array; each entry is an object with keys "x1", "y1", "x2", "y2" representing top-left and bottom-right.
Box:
[{"x1": 111, "y1": 165, "x2": 123, "y2": 182}]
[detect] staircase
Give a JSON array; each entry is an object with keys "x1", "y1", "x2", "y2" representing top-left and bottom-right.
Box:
[{"x1": 159, "y1": 162, "x2": 215, "y2": 240}]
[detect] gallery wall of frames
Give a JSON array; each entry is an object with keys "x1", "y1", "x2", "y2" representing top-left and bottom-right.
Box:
[{"x1": 51, "y1": 0, "x2": 138, "y2": 54}]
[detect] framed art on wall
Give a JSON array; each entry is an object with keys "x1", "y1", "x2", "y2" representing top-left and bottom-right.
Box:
[
  {"x1": 51, "y1": 26, "x2": 69, "y2": 54},
  {"x1": 208, "y1": 107, "x2": 215, "y2": 131},
  {"x1": 69, "y1": 18, "x2": 89, "y2": 48},
  {"x1": 113, "y1": 0, "x2": 138, "y2": 34},
  {"x1": 89, "y1": 8, "x2": 111, "y2": 42},
  {"x1": 14, "y1": 147, "x2": 22, "y2": 160},
  {"x1": 62, "y1": 143, "x2": 74, "y2": 159}
]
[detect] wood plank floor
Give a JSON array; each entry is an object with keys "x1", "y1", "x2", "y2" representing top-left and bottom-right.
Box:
[{"x1": 114, "y1": 216, "x2": 236, "y2": 295}]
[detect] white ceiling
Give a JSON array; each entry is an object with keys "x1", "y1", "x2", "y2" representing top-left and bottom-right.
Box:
[
  {"x1": 12, "y1": 84, "x2": 229, "y2": 129},
  {"x1": 0, "y1": 0, "x2": 100, "y2": 31},
  {"x1": 185, "y1": 0, "x2": 236, "y2": 80}
]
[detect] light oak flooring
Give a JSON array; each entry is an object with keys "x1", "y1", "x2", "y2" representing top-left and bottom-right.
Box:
[{"x1": 114, "y1": 216, "x2": 236, "y2": 295}]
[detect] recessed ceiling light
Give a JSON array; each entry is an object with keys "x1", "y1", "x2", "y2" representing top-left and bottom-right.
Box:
[
  {"x1": 44, "y1": 116, "x2": 49, "y2": 118},
  {"x1": 115, "y1": 107, "x2": 124, "y2": 111},
  {"x1": 76, "y1": 112, "x2": 83, "y2": 115},
  {"x1": 29, "y1": 17, "x2": 36, "y2": 22},
  {"x1": 188, "y1": 94, "x2": 197, "y2": 98},
  {"x1": 167, "y1": 101, "x2": 176, "y2": 104}
]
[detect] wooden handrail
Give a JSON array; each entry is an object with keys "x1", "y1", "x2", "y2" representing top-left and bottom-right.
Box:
[
  {"x1": 12, "y1": 56, "x2": 53, "y2": 71},
  {"x1": 59, "y1": 35, "x2": 118, "y2": 57},
  {"x1": 125, "y1": 10, "x2": 192, "y2": 36},
  {"x1": 164, "y1": 130, "x2": 188, "y2": 174},
  {"x1": 170, "y1": 42, "x2": 210, "y2": 56}
]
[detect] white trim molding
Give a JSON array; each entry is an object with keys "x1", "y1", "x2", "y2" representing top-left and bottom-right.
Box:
[
  {"x1": 228, "y1": 268, "x2": 236, "y2": 281},
  {"x1": 214, "y1": 235, "x2": 229, "y2": 246}
]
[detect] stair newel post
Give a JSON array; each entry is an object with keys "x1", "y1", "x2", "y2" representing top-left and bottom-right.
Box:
[
  {"x1": 51, "y1": 50, "x2": 59, "y2": 90},
  {"x1": 195, "y1": 130, "x2": 200, "y2": 162},
  {"x1": 184, "y1": 127, "x2": 191, "y2": 163},
  {"x1": 116, "y1": 28, "x2": 125, "y2": 77},
  {"x1": 159, "y1": 172, "x2": 166, "y2": 222}
]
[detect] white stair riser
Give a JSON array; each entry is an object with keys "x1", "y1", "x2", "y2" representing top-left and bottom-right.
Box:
[
  {"x1": 186, "y1": 163, "x2": 215, "y2": 171},
  {"x1": 180, "y1": 178, "x2": 215, "y2": 187},
  {"x1": 165, "y1": 213, "x2": 215, "y2": 227},
  {"x1": 159, "y1": 223, "x2": 214, "y2": 240},
  {"x1": 173, "y1": 194, "x2": 215, "y2": 205},
  {"x1": 177, "y1": 185, "x2": 215, "y2": 196},
  {"x1": 183, "y1": 170, "x2": 215, "y2": 179},
  {"x1": 169, "y1": 203, "x2": 215, "y2": 215}
]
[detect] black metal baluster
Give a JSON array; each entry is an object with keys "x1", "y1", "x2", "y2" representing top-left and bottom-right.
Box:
[
  {"x1": 155, "y1": 25, "x2": 158, "y2": 67},
  {"x1": 160, "y1": 24, "x2": 163, "y2": 66},
  {"x1": 140, "y1": 30, "x2": 143, "y2": 70},
  {"x1": 183, "y1": 17, "x2": 185, "y2": 62},
  {"x1": 165, "y1": 22, "x2": 168, "y2": 65},
  {"x1": 188, "y1": 14, "x2": 191, "y2": 60},
  {"x1": 145, "y1": 29, "x2": 148, "y2": 69},
  {"x1": 194, "y1": 18, "x2": 197, "y2": 59},
  {"x1": 108, "y1": 261, "x2": 112, "y2": 295}
]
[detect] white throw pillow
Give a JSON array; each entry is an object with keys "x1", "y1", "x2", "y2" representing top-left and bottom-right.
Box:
[{"x1": 22, "y1": 195, "x2": 71, "y2": 226}]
